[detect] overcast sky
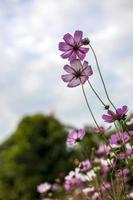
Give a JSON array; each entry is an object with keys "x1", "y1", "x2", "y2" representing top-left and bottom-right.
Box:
[{"x1": 0, "y1": 0, "x2": 133, "y2": 142}]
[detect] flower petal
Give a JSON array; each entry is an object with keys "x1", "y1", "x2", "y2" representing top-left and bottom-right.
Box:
[
  {"x1": 80, "y1": 75, "x2": 88, "y2": 84},
  {"x1": 63, "y1": 33, "x2": 74, "y2": 45},
  {"x1": 122, "y1": 105, "x2": 128, "y2": 113},
  {"x1": 74, "y1": 30, "x2": 83, "y2": 44},
  {"x1": 77, "y1": 50, "x2": 86, "y2": 60},
  {"x1": 67, "y1": 77, "x2": 80, "y2": 87},
  {"x1": 64, "y1": 65, "x2": 75, "y2": 73},
  {"x1": 70, "y1": 59, "x2": 82, "y2": 71},
  {"x1": 102, "y1": 114, "x2": 114, "y2": 123},
  {"x1": 59, "y1": 42, "x2": 72, "y2": 51},
  {"x1": 71, "y1": 131, "x2": 78, "y2": 139},
  {"x1": 60, "y1": 50, "x2": 73, "y2": 59},
  {"x1": 67, "y1": 138, "x2": 75, "y2": 145},
  {"x1": 77, "y1": 129, "x2": 85, "y2": 138},
  {"x1": 83, "y1": 62, "x2": 93, "y2": 76},
  {"x1": 61, "y1": 74, "x2": 74, "y2": 82},
  {"x1": 80, "y1": 47, "x2": 89, "y2": 53},
  {"x1": 69, "y1": 51, "x2": 77, "y2": 62}
]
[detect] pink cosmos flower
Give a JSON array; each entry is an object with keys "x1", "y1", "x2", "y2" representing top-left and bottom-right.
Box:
[
  {"x1": 128, "y1": 130, "x2": 133, "y2": 136},
  {"x1": 91, "y1": 126, "x2": 111, "y2": 134},
  {"x1": 61, "y1": 59, "x2": 93, "y2": 88},
  {"x1": 64, "y1": 168, "x2": 83, "y2": 192},
  {"x1": 59, "y1": 30, "x2": 89, "y2": 61},
  {"x1": 119, "y1": 148, "x2": 132, "y2": 159},
  {"x1": 115, "y1": 168, "x2": 129, "y2": 178},
  {"x1": 109, "y1": 132, "x2": 129, "y2": 146},
  {"x1": 79, "y1": 160, "x2": 91, "y2": 171},
  {"x1": 96, "y1": 144, "x2": 110, "y2": 154},
  {"x1": 37, "y1": 182, "x2": 51, "y2": 193},
  {"x1": 67, "y1": 129, "x2": 85, "y2": 145},
  {"x1": 102, "y1": 105, "x2": 128, "y2": 123}
]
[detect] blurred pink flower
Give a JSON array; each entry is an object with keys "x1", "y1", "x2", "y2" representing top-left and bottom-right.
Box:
[
  {"x1": 126, "y1": 118, "x2": 133, "y2": 125},
  {"x1": 96, "y1": 144, "x2": 110, "y2": 154},
  {"x1": 61, "y1": 59, "x2": 93, "y2": 88},
  {"x1": 59, "y1": 30, "x2": 89, "y2": 61},
  {"x1": 37, "y1": 182, "x2": 51, "y2": 193},
  {"x1": 100, "y1": 182, "x2": 111, "y2": 192},
  {"x1": 79, "y1": 160, "x2": 91, "y2": 171},
  {"x1": 67, "y1": 129, "x2": 85, "y2": 145},
  {"x1": 119, "y1": 148, "x2": 132, "y2": 159},
  {"x1": 102, "y1": 105, "x2": 128, "y2": 123},
  {"x1": 91, "y1": 126, "x2": 111, "y2": 134},
  {"x1": 115, "y1": 168, "x2": 129, "y2": 178},
  {"x1": 64, "y1": 178, "x2": 83, "y2": 192},
  {"x1": 109, "y1": 132, "x2": 129, "y2": 145}
]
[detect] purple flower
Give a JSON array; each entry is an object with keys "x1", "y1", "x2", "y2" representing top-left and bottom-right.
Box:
[
  {"x1": 96, "y1": 144, "x2": 110, "y2": 154},
  {"x1": 119, "y1": 148, "x2": 132, "y2": 159},
  {"x1": 102, "y1": 105, "x2": 128, "y2": 123},
  {"x1": 61, "y1": 59, "x2": 93, "y2": 88},
  {"x1": 109, "y1": 132, "x2": 129, "y2": 146},
  {"x1": 79, "y1": 160, "x2": 91, "y2": 171},
  {"x1": 91, "y1": 126, "x2": 111, "y2": 134},
  {"x1": 59, "y1": 30, "x2": 89, "y2": 61},
  {"x1": 67, "y1": 129, "x2": 85, "y2": 145}
]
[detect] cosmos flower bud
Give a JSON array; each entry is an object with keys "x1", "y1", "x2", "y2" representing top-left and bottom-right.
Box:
[{"x1": 82, "y1": 38, "x2": 90, "y2": 45}]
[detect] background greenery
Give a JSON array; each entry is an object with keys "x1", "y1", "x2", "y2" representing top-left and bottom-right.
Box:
[{"x1": 0, "y1": 113, "x2": 132, "y2": 200}]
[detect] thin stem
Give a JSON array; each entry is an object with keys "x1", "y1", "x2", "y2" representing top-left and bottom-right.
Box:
[
  {"x1": 89, "y1": 43, "x2": 117, "y2": 111},
  {"x1": 81, "y1": 83, "x2": 99, "y2": 129},
  {"x1": 87, "y1": 80, "x2": 107, "y2": 107}
]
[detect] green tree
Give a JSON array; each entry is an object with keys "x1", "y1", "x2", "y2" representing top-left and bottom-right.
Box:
[{"x1": 0, "y1": 114, "x2": 75, "y2": 200}]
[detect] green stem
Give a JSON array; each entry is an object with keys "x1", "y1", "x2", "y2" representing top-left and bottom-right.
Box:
[
  {"x1": 81, "y1": 83, "x2": 99, "y2": 129},
  {"x1": 89, "y1": 43, "x2": 117, "y2": 111}
]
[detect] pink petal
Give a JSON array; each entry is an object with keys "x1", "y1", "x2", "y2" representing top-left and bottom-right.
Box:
[
  {"x1": 77, "y1": 50, "x2": 86, "y2": 60},
  {"x1": 74, "y1": 30, "x2": 83, "y2": 44},
  {"x1": 122, "y1": 105, "x2": 128, "y2": 113},
  {"x1": 64, "y1": 65, "x2": 75, "y2": 73},
  {"x1": 102, "y1": 114, "x2": 113, "y2": 123},
  {"x1": 69, "y1": 51, "x2": 77, "y2": 61},
  {"x1": 82, "y1": 60, "x2": 88, "y2": 68},
  {"x1": 108, "y1": 110, "x2": 115, "y2": 116},
  {"x1": 77, "y1": 129, "x2": 85, "y2": 138},
  {"x1": 67, "y1": 77, "x2": 80, "y2": 87},
  {"x1": 79, "y1": 47, "x2": 89, "y2": 53},
  {"x1": 70, "y1": 59, "x2": 82, "y2": 71},
  {"x1": 61, "y1": 74, "x2": 74, "y2": 82},
  {"x1": 71, "y1": 131, "x2": 78, "y2": 139},
  {"x1": 60, "y1": 50, "x2": 73, "y2": 59},
  {"x1": 83, "y1": 62, "x2": 93, "y2": 76},
  {"x1": 63, "y1": 33, "x2": 74, "y2": 45},
  {"x1": 68, "y1": 131, "x2": 78, "y2": 140},
  {"x1": 67, "y1": 138, "x2": 75, "y2": 145},
  {"x1": 80, "y1": 75, "x2": 88, "y2": 84},
  {"x1": 59, "y1": 42, "x2": 72, "y2": 51}
]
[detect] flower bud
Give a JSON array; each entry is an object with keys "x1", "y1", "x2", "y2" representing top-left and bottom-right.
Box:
[
  {"x1": 82, "y1": 38, "x2": 90, "y2": 45},
  {"x1": 104, "y1": 105, "x2": 110, "y2": 110}
]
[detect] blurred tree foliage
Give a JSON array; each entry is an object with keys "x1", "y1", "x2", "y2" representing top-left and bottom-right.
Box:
[{"x1": 0, "y1": 114, "x2": 78, "y2": 200}]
